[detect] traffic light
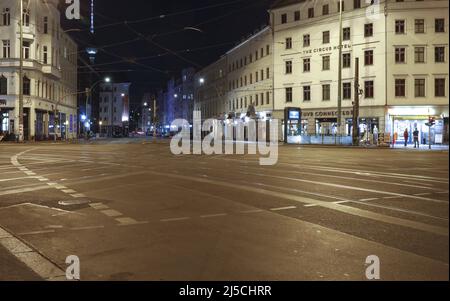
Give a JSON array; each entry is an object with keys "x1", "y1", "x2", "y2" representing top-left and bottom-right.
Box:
[{"x1": 426, "y1": 116, "x2": 436, "y2": 127}]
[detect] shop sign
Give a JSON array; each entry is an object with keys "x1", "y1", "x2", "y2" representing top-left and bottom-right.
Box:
[
  {"x1": 302, "y1": 110, "x2": 354, "y2": 118},
  {"x1": 300, "y1": 43, "x2": 352, "y2": 56}
]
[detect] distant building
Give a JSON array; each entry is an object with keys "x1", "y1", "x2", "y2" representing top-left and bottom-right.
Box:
[
  {"x1": 0, "y1": 0, "x2": 78, "y2": 140},
  {"x1": 159, "y1": 68, "x2": 195, "y2": 130},
  {"x1": 99, "y1": 82, "x2": 131, "y2": 137}
]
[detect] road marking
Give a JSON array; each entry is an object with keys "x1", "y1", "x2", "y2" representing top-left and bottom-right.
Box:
[
  {"x1": 62, "y1": 189, "x2": 76, "y2": 194},
  {"x1": 89, "y1": 203, "x2": 109, "y2": 210},
  {"x1": 414, "y1": 193, "x2": 432, "y2": 196},
  {"x1": 200, "y1": 213, "x2": 228, "y2": 218},
  {"x1": 144, "y1": 170, "x2": 449, "y2": 236},
  {"x1": 247, "y1": 172, "x2": 448, "y2": 204},
  {"x1": 0, "y1": 226, "x2": 66, "y2": 281},
  {"x1": 240, "y1": 209, "x2": 264, "y2": 214},
  {"x1": 161, "y1": 217, "x2": 191, "y2": 222},
  {"x1": 71, "y1": 225, "x2": 105, "y2": 231},
  {"x1": 116, "y1": 217, "x2": 148, "y2": 226},
  {"x1": 100, "y1": 209, "x2": 123, "y2": 217},
  {"x1": 0, "y1": 176, "x2": 37, "y2": 182},
  {"x1": 70, "y1": 193, "x2": 86, "y2": 198},
  {"x1": 270, "y1": 206, "x2": 297, "y2": 211},
  {"x1": 18, "y1": 230, "x2": 56, "y2": 236},
  {"x1": 333, "y1": 201, "x2": 349, "y2": 205},
  {"x1": 304, "y1": 204, "x2": 318, "y2": 207},
  {"x1": 0, "y1": 186, "x2": 52, "y2": 196},
  {"x1": 359, "y1": 198, "x2": 379, "y2": 202}
]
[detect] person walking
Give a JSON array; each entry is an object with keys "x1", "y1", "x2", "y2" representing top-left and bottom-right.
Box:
[
  {"x1": 413, "y1": 128, "x2": 420, "y2": 148},
  {"x1": 404, "y1": 129, "x2": 409, "y2": 147}
]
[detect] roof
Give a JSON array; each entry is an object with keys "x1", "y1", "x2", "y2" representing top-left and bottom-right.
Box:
[{"x1": 270, "y1": 0, "x2": 306, "y2": 9}]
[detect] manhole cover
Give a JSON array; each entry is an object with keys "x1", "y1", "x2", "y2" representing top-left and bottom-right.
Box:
[{"x1": 58, "y1": 200, "x2": 90, "y2": 206}]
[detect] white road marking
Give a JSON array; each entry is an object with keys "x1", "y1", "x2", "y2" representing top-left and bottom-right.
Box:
[
  {"x1": 200, "y1": 213, "x2": 228, "y2": 218},
  {"x1": 100, "y1": 209, "x2": 123, "y2": 217},
  {"x1": 116, "y1": 217, "x2": 148, "y2": 226},
  {"x1": 0, "y1": 226, "x2": 66, "y2": 281},
  {"x1": 0, "y1": 186, "x2": 52, "y2": 196},
  {"x1": 62, "y1": 189, "x2": 76, "y2": 194},
  {"x1": 270, "y1": 206, "x2": 297, "y2": 211},
  {"x1": 18, "y1": 230, "x2": 56, "y2": 236},
  {"x1": 70, "y1": 194, "x2": 86, "y2": 198},
  {"x1": 0, "y1": 176, "x2": 37, "y2": 182},
  {"x1": 240, "y1": 209, "x2": 264, "y2": 214},
  {"x1": 359, "y1": 198, "x2": 379, "y2": 202},
  {"x1": 89, "y1": 203, "x2": 109, "y2": 210},
  {"x1": 71, "y1": 225, "x2": 105, "y2": 231}
]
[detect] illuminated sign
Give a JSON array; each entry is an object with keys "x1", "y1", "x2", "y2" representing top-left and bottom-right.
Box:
[{"x1": 289, "y1": 110, "x2": 300, "y2": 120}]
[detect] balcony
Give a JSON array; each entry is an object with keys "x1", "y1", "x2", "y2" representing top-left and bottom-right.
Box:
[{"x1": 42, "y1": 65, "x2": 62, "y2": 79}]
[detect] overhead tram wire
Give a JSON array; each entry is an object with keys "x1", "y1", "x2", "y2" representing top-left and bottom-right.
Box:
[{"x1": 76, "y1": 0, "x2": 255, "y2": 33}]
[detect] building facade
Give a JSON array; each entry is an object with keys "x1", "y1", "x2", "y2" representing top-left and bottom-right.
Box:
[
  {"x1": 99, "y1": 82, "x2": 131, "y2": 137},
  {"x1": 0, "y1": 0, "x2": 78, "y2": 141},
  {"x1": 195, "y1": 56, "x2": 228, "y2": 120},
  {"x1": 271, "y1": 0, "x2": 448, "y2": 144},
  {"x1": 226, "y1": 27, "x2": 274, "y2": 121}
]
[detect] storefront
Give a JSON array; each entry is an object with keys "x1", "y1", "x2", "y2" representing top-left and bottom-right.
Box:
[{"x1": 388, "y1": 106, "x2": 449, "y2": 146}]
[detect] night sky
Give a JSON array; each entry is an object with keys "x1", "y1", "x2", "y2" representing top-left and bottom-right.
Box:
[{"x1": 63, "y1": 0, "x2": 272, "y2": 104}]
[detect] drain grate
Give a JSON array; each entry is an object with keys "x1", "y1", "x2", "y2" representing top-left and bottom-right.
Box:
[{"x1": 58, "y1": 200, "x2": 90, "y2": 206}]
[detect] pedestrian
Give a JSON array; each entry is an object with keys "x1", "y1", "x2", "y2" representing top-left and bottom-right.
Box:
[
  {"x1": 413, "y1": 128, "x2": 420, "y2": 148},
  {"x1": 404, "y1": 129, "x2": 409, "y2": 147}
]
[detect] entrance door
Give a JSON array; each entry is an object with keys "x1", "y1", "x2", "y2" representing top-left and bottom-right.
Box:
[{"x1": 23, "y1": 108, "x2": 30, "y2": 141}]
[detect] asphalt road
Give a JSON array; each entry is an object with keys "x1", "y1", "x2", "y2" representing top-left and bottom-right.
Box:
[{"x1": 0, "y1": 140, "x2": 448, "y2": 280}]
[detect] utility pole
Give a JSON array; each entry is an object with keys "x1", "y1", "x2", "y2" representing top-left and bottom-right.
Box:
[
  {"x1": 18, "y1": 0, "x2": 24, "y2": 142},
  {"x1": 336, "y1": 0, "x2": 343, "y2": 145},
  {"x1": 352, "y1": 58, "x2": 360, "y2": 146},
  {"x1": 153, "y1": 98, "x2": 157, "y2": 140}
]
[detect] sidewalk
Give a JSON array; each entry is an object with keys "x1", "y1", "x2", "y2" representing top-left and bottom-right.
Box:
[{"x1": 0, "y1": 244, "x2": 41, "y2": 281}]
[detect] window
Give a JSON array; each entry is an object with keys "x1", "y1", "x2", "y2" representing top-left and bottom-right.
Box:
[
  {"x1": 266, "y1": 45, "x2": 270, "y2": 55},
  {"x1": 303, "y1": 34, "x2": 310, "y2": 47},
  {"x1": 435, "y1": 78, "x2": 446, "y2": 96},
  {"x1": 395, "y1": 47, "x2": 406, "y2": 63},
  {"x1": 364, "y1": 50, "x2": 374, "y2": 65},
  {"x1": 343, "y1": 27, "x2": 351, "y2": 41},
  {"x1": 2, "y1": 8, "x2": 10, "y2": 26},
  {"x1": 303, "y1": 58, "x2": 310, "y2": 72},
  {"x1": 281, "y1": 13, "x2": 287, "y2": 24},
  {"x1": 354, "y1": 0, "x2": 361, "y2": 9},
  {"x1": 395, "y1": 79, "x2": 406, "y2": 97},
  {"x1": 44, "y1": 17, "x2": 48, "y2": 34},
  {"x1": 323, "y1": 31, "x2": 330, "y2": 44},
  {"x1": 255, "y1": 94, "x2": 259, "y2": 106},
  {"x1": 322, "y1": 4, "x2": 329, "y2": 15},
  {"x1": 308, "y1": 8, "x2": 314, "y2": 18},
  {"x1": 266, "y1": 92, "x2": 270, "y2": 105},
  {"x1": 365, "y1": 81, "x2": 374, "y2": 98},
  {"x1": 415, "y1": 79, "x2": 426, "y2": 97},
  {"x1": 414, "y1": 47, "x2": 425, "y2": 63},
  {"x1": 364, "y1": 23, "x2": 373, "y2": 37},
  {"x1": 395, "y1": 20, "x2": 405, "y2": 34},
  {"x1": 23, "y1": 76, "x2": 30, "y2": 96},
  {"x1": 322, "y1": 56, "x2": 330, "y2": 70},
  {"x1": 415, "y1": 19, "x2": 424, "y2": 33},
  {"x1": 23, "y1": 41, "x2": 30, "y2": 59},
  {"x1": 294, "y1": 11, "x2": 300, "y2": 21},
  {"x1": 266, "y1": 67, "x2": 270, "y2": 79},
  {"x1": 343, "y1": 53, "x2": 351, "y2": 68},
  {"x1": 285, "y1": 87, "x2": 293, "y2": 102},
  {"x1": 322, "y1": 84, "x2": 330, "y2": 101},
  {"x1": 435, "y1": 19, "x2": 445, "y2": 32},
  {"x1": 435, "y1": 46, "x2": 445, "y2": 62},
  {"x1": 303, "y1": 86, "x2": 311, "y2": 101},
  {"x1": 0, "y1": 75, "x2": 7, "y2": 95},
  {"x1": 2, "y1": 40, "x2": 10, "y2": 58},
  {"x1": 22, "y1": 9, "x2": 30, "y2": 27},
  {"x1": 285, "y1": 37, "x2": 292, "y2": 49},
  {"x1": 343, "y1": 83, "x2": 352, "y2": 99},
  {"x1": 337, "y1": 1, "x2": 344, "y2": 12}
]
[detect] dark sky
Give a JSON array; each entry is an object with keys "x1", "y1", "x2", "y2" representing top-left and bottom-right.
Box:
[{"x1": 63, "y1": 0, "x2": 272, "y2": 103}]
